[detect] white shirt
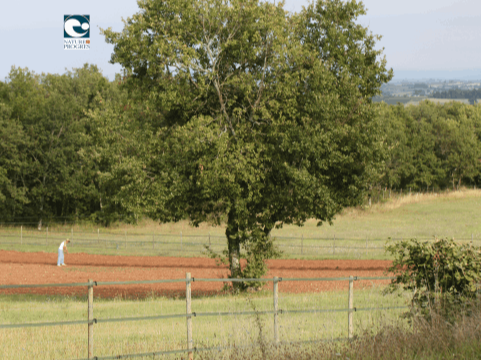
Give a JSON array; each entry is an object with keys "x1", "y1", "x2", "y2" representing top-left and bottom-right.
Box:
[{"x1": 59, "y1": 241, "x2": 66, "y2": 250}]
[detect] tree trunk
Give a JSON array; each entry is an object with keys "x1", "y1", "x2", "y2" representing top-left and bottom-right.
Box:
[
  {"x1": 38, "y1": 175, "x2": 47, "y2": 230},
  {"x1": 12, "y1": 175, "x2": 17, "y2": 219},
  {"x1": 38, "y1": 197, "x2": 44, "y2": 230},
  {"x1": 226, "y1": 208, "x2": 241, "y2": 279},
  {"x1": 263, "y1": 226, "x2": 272, "y2": 238}
]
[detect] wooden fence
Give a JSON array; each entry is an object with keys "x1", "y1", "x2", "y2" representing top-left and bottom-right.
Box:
[{"x1": 0, "y1": 275, "x2": 406, "y2": 360}]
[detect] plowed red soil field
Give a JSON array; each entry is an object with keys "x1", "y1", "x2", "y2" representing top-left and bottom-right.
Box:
[{"x1": 0, "y1": 251, "x2": 392, "y2": 298}]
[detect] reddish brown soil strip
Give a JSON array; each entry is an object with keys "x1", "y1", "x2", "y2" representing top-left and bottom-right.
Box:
[{"x1": 0, "y1": 251, "x2": 392, "y2": 298}]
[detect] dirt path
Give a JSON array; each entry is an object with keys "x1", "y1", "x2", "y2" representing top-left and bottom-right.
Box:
[{"x1": 0, "y1": 250, "x2": 392, "y2": 297}]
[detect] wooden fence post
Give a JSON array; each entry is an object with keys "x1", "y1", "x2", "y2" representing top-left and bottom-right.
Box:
[
  {"x1": 88, "y1": 279, "x2": 94, "y2": 359},
  {"x1": 333, "y1": 234, "x2": 336, "y2": 255},
  {"x1": 186, "y1": 273, "x2": 193, "y2": 360},
  {"x1": 208, "y1": 233, "x2": 211, "y2": 250},
  {"x1": 273, "y1": 276, "x2": 279, "y2": 344},
  {"x1": 301, "y1": 234, "x2": 303, "y2": 255},
  {"x1": 348, "y1": 276, "x2": 354, "y2": 340}
]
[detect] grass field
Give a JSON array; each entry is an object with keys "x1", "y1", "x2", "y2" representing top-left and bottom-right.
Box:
[
  {"x1": 294, "y1": 189, "x2": 481, "y2": 240},
  {"x1": 0, "y1": 284, "x2": 408, "y2": 360},
  {"x1": 1, "y1": 190, "x2": 480, "y2": 359},
  {"x1": 0, "y1": 189, "x2": 480, "y2": 260}
]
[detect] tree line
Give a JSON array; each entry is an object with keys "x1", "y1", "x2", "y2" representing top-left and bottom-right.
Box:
[
  {"x1": 376, "y1": 101, "x2": 481, "y2": 193},
  {"x1": 1, "y1": 66, "x2": 480, "y2": 224},
  {"x1": 0, "y1": 64, "x2": 130, "y2": 226},
  {"x1": 432, "y1": 89, "x2": 481, "y2": 105}
]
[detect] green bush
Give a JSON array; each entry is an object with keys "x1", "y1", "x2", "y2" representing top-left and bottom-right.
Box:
[{"x1": 385, "y1": 238, "x2": 481, "y2": 317}]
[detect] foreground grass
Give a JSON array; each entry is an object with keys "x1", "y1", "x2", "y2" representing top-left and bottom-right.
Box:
[
  {"x1": 0, "y1": 285, "x2": 408, "y2": 359},
  {"x1": 3, "y1": 289, "x2": 480, "y2": 360},
  {"x1": 200, "y1": 303, "x2": 481, "y2": 360},
  {"x1": 197, "y1": 320, "x2": 481, "y2": 360}
]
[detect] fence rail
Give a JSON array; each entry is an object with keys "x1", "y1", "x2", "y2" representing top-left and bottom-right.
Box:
[
  {"x1": 0, "y1": 275, "x2": 407, "y2": 360},
  {"x1": 0, "y1": 226, "x2": 479, "y2": 258}
]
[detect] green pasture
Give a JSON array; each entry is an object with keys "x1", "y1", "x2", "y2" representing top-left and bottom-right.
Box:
[
  {"x1": 0, "y1": 283, "x2": 408, "y2": 360},
  {"x1": 298, "y1": 191, "x2": 481, "y2": 241},
  {"x1": 0, "y1": 190, "x2": 480, "y2": 260}
]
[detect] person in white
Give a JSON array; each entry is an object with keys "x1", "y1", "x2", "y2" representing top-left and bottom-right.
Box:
[{"x1": 57, "y1": 239, "x2": 70, "y2": 266}]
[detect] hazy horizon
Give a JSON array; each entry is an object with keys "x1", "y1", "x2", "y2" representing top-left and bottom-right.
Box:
[{"x1": 1, "y1": 0, "x2": 480, "y2": 82}]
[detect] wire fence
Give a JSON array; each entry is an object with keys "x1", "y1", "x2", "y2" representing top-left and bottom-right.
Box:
[
  {"x1": 0, "y1": 226, "x2": 479, "y2": 259},
  {"x1": 0, "y1": 275, "x2": 406, "y2": 360}
]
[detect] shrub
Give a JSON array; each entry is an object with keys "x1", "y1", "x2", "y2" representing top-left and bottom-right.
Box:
[{"x1": 385, "y1": 238, "x2": 481, "y2": 318}]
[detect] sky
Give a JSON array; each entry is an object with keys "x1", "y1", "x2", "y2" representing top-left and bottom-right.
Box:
[{"x1": 1, "y1": 0, "x2": 480, "y2": 82}]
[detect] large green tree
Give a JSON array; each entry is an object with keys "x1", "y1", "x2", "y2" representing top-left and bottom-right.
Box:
[
  {"x1": 86, "y1": 78, "x2": 150, "y2": 225},
  {"x1": 103, "y1": 0, "x2": 392, "y2": 279}
]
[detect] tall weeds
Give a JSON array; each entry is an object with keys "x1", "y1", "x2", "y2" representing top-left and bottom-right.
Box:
[{"x1": 196, "y1": 301, "x2": 481, "y2": 360}]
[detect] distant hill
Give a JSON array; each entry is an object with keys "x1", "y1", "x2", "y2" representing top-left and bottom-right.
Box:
[
  {"x1": 405, "y1": 98, "x2": 471, "y2": 106},
  {"x1": 373, "y1": 96, "x2": 474, "y2": 107},
  {"x1": 392, "y1": 70, "x2": 481, "y2": 82},
  {"x1": 372, "y1": 96, "x2": 427, "y2": 105}
]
